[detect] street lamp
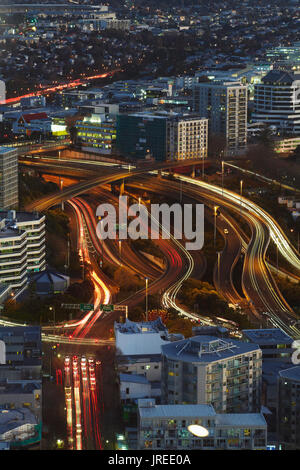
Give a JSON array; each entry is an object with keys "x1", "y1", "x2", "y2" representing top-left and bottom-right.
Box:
[
  {"x1": 214, "y1": 205, "x2": 219, "y2": 247},
  {"x1": 119, "y1": 240, "x2": 122, "y2": 266},
  {"x1": 217, "y1": 251, "x2": 222, "y2": 288},
  {"x1": 145, "y1": 277, "x2": 149, "y2": 322},
  {"x1": 240, "y1": 179, "x2": 243, "y2": 216},
  {"x1": 221, "y1": 160, "x2": 224, "y2": 197},
  {"x1": 49, "y1": 306, "x2": 55, "y2": 327}
]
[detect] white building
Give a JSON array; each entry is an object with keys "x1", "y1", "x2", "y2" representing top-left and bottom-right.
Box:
[
  {"x1": 0, "y1": 211, "x2": 46, "y2": 289},
  {"x1": 115, "y1": 318, "x2": 183, "y2": 401},
  {"x1": 252, "y1": 70, "x2": 300, "y2": 135},
  {"x1": 137, "y1": 399, "x2": 267, "y2": 450}
]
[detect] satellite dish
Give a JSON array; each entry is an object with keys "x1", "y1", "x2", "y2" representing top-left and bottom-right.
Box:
[{"x1": 187, "y1": 424, "x2": 209, "y2": 437}]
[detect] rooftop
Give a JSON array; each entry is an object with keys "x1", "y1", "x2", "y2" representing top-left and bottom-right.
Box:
[
  {"x1": 161, "y1": 335, "x2": 260, "y2": 363},
  {"x1": 243, "y1": 328, "x2": 293, "y2": 346},
  {"x1": 279, "y1": 366, "x2": 300, "y2": 382}
]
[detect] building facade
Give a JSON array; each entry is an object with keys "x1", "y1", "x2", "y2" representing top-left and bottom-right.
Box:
[
  {"x1": 116, "y1": 112, "x2": 208, "y2": 161},
  {"x1": 277, "y1": 366, "x2": 300, "y2": 449},
  {"x1": 137, "y1": 399, "x2": 267, "y2": 450},
  {"x1": 252, "y1": 70, "x2": 300, "y2": 135},
  {"x1": 0, "y1": 211, "x2": 46, "y2": 289},
  {"x1": 161, "y1": 335, "x2": 262, "y2": 413},
  {"x1": 193, "y1": 81, "x2": 248, "y2": 155},
  {"x1": 0, "y1": 147, "x2": 18, "y2": 210}
]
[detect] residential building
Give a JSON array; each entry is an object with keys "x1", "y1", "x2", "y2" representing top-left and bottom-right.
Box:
[
  {"x1": 161, "y1": 335, "x2": 262, "y2": 413},
  {"x1": 0, "y1": 326, "x2": 42, "y2": 368},
  {"x1": 252, "y1": 70, "x2": 300, "y2": 135},
  {"x1": 242, "y1": 328, "x2": 293, "y2": 362},
  {"x1": 193, "y1": 81, "x2": 248, "y2": 155},
  {"x1": 0, "y1": 211, "x2": 46, "y2": 289},
  {"x1": 0, "y1": 407, "x2": 40, "y2": 449},
  {"x1": 116, "y1": 112, "x2": 208, "y2": 161},
  {"x1": 0, "y1": 147, "x2": 18, "y2": 210},
  {"x1": 115, "y1": 318, "x2": 177, "y2": 401},
  {"x1": 277, "y1": 366, "x2": 300, "y2": 449},
  {"x1": 137, "y1": 399, "x2": 267, "y2": 450}
]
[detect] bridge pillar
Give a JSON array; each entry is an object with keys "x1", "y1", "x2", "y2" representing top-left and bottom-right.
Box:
[
  {"x1": 190, "y1": 165, "x2": 195, "y2": 178},
  {"x1": 120, "y1": 180, "x2": 125, "y2": 195},
  {"x1": 157, "y1": 169, "x2": 162, "y2": 178}
]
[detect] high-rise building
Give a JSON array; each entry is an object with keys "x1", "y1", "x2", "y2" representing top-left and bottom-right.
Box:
[
  {"x1": 0, "y1": 80, "x2": 5, "y2": 104},
  {"x1": 161, "y1": 335, "x2": 262, "y2": 413},
  {"x1": 277, "y1": 366, "x2": 300, "y2": 449},
  {"x1": 116, "y1": 112, "x2": 208, "y2": 161},
  {"x1": 137, "y1": 399, "x2": 267, "y2": 450},
  {"x1": 0, "y1": 147, "x2": 18, "y2": 210},
  {"x1": 0, "y1": 210, "x2": 46, "y2": 289},
  {"x1": 252, "y1": 70, "x2": 300, "y2": 135},
  {"x1": 193, "y1": 81, "x2": 248, "y2": 155}
]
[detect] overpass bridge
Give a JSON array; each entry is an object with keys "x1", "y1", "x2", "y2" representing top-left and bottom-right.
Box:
[{"x1": 24, "y1": 157, "x2": 209, "y2": 212}]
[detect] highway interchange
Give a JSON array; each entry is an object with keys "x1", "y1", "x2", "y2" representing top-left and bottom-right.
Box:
[{"x1": 3, "y1": 149, "x2": 299, "y2": 448}]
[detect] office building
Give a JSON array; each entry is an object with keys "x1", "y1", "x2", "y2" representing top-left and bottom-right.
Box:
[
  {"x1": 161, "y1": 335, "x2": 262, "y2": 413},
  {"x1": 252, "y1": 70, "x2": 300, "y2": 135},
  {"x1": 116, "y1": 112, "x2": 208, "y2": 161},
  {"x1": 0, "y1": 211, "x2": 46, "y2": 289},
  {"x1": 242, "y1": 328, "x2": 293, "y2": 362},
  {"x1": 137, "y1": 399, "x2": 267, "y2": 450},
  {"x1": 193, "y1": 81, "x2": 248, "y2": 155},
  {"x1": 75, "y1": 114, "x2": 116, "y2": 154},
  {"x1": 0, "y1": 326, "x2": 42, "y2": 368},
  {"x1": 277, "y1": 366, "x2": 300, "y2": 449},
  {"x1": 0, "y1": 147, "x2": 18, "y2": 210}
]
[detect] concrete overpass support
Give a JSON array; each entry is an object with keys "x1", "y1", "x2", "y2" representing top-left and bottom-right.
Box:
[
  {"x1": 120, "y1": 180, "x2": 125, "y2": 195},
  {"x1": 190, "y1": 165, "x2": 195, "y2": 178}
]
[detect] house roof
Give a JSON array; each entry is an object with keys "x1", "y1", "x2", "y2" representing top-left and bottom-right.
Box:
[{"x1": 21, "y1": 112, "x2": 48, "y2": 123}]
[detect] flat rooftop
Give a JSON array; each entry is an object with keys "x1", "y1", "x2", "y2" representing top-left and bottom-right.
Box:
[
  {"x1": 243, "y1": 328, "x2": 293, "y2": 345},
  {"x1": 115, "y1": 318, "x2": 168, "y2": 335},
  {"x1": 279, "y1": 366, "x2": 300, "y2": 382},
  {"x1": 161, "y1": 335, "x2": 260, "y2": 363}
]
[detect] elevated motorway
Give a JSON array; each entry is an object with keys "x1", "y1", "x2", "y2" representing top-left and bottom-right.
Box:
[{"x1": 24, "y1": 158, "x2": 207, "y2": 211}]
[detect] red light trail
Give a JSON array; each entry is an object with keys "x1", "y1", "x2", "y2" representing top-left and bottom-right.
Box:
[{"x1": 0, "y1": 70, "x2": 120, "y2": 105}]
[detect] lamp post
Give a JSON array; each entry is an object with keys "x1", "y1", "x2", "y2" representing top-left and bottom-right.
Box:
[
  {"x1": 214, "y1": 205, "x2": 219, "y2": 248},
  {"x1": 217, "y1": 251, "x2": 221, "y2": 288},
  {"x1": 145, "y1": 277, "x2": 149, "y2": 322},
  {"x1": 49, "y1": 306, "x2": 55, "y2": 328},
  {"x1": 119, "y1": 240, "x2": 122, "y2": 266},
  {"x1": 221, "y1": 160, "x2": 224, "y2": 197},
  {"x1": 240, "y1": 179, "x2": 243, "y2": 216}
]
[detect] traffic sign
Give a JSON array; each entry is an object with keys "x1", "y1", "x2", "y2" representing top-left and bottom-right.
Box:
[
  {"x1": 61, "y1": 303, "x2": 81, "y2": 309},
  {"x1": 80, "y1": 304, "x2": 94, "y2": 311},
  {"x1": 100, "y1": 304, "x2": 114, "y2": 312}
]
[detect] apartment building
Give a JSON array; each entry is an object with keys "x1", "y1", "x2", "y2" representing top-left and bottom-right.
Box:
[
  {"x1": 137, "y1": 399, "x2": 267, "y2": 450},
  {"x1": 116, "y1": 112, "x2": 208, "y2": 161},
  {"x1": 277, "y1": 366, "x2": 300, "y2": 449},
  {"x1": 193, "y1": 81, "x2": 248, "y2": 155},
  {"x1": 0, "y1": 147, "x2": 18, "y2": 210},
  {"x1": 161, "y1": 335, "x2": 262, "y2": 413},
  {"x1": 0, "y1": 211, "x2": 46, "y2": 289},
  {"x1": 252, "y1": 70, "x2": 300, "y2": 135}
]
